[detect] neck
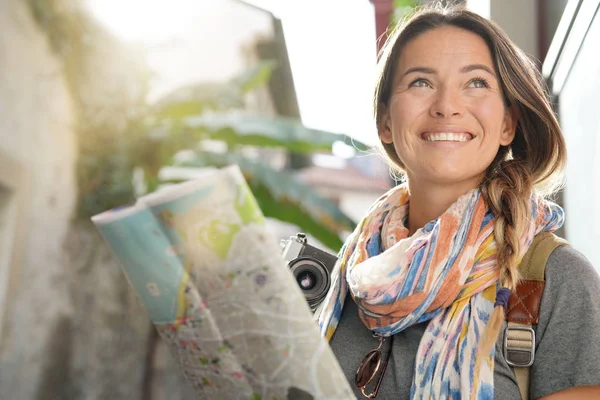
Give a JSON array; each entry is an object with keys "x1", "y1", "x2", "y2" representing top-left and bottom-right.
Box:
[{"x1": 406, "y1": 178, "x2": 481, "y2": 236}]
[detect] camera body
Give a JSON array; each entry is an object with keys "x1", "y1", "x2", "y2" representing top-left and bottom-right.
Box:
[{"x1": 280, "y1": 233, "x2": 338, "y2": 312}]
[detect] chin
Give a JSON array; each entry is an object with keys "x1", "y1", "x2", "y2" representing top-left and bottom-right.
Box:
[{"x1": 420, "y1": 169, "x2": 483, "y2": 188}]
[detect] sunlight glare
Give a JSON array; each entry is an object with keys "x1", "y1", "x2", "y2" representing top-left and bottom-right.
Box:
[{"x1": 85, "y1": 0, "x2": 207, "y2": 42}]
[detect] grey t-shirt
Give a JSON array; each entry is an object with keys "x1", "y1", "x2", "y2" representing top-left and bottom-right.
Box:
[{"x1": 329, "y1": 245, "x2": 600, "y2": 399}]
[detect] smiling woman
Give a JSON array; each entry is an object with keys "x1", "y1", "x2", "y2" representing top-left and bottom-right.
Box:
[
  {"x1": 316, "y1": 4, "x2": 600, "y2": 400},
  {"x1": 379, "y1": 26, "x2": 517, "y2": 208}
]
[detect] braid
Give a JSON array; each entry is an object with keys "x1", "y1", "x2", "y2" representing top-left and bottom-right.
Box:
[
  {"x1": 478, "y1": 156, "x2": 533, "y2": 355},
  {"x1": 485, "y1": 159, "x2": 533, "y2": 288}
]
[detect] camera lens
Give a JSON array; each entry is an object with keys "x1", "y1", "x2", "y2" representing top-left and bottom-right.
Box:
[
  {"x1": 289, "y1": 257, "x2": 330, "y2": 310},
  {"x1": 297, "y1": 271, "x2": 317, "y2": 291}
]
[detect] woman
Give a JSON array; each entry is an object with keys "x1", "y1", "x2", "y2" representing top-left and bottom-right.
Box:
[{"x1": 317, "y1": 5, "x2": 600, "y2": 400}]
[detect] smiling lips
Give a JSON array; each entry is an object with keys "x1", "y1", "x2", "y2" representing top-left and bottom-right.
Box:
[{"x1": 421, "y1": 132, "x2": 474, "y2": 142}]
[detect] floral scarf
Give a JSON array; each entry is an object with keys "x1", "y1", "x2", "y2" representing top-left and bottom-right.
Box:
[{"x1": 317, "y1": 184, "x2": 564, "y2": 399}]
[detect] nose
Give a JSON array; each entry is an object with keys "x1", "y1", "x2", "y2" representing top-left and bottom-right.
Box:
[{"x1": 429, "y1": 87, "x2": 464, "y2": 118}]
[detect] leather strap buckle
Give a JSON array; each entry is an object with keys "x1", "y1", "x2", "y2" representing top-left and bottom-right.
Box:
[{"x1": 504, "y1": 324, "x2": 535, "y2": 367}]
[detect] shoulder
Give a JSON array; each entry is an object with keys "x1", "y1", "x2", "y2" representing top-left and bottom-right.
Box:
[
  {"x1": 544, "y1": 244, "x2": 599, "y2": 294},
  {"x1": 540, "y1": 243, "x2": 600, "y2": 329},
  {"x1": 529, "y1": 244, "x2": 600, "y2": 398}
]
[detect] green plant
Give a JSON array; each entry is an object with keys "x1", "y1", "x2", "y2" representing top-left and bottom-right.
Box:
[
  {"x1": 127, "y1": 63, "x2": 366, "y2": 249},
  {"x1": 27, "y1": 0, "x2": 366, "y2": 250},
  {"x1": 392, "y1": 0, "x2": 419, "y2": 25}
]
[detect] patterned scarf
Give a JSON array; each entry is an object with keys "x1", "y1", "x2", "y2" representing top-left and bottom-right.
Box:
[{"x1": 317, "y1": 184, "x2": 564, "y2": 399}]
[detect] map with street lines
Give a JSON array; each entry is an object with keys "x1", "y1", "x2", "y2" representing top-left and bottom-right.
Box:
[{"x1": 93, "y1": 165, "x2": 355, "y2": 400}]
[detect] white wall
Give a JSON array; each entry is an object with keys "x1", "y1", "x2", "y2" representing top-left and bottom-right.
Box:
[
  {"x1": 0, "y1": 0, "x2": 77, "y2": 396},
  {"x1": 558, "y1": 11, "x2": 600, "y2": 271}
]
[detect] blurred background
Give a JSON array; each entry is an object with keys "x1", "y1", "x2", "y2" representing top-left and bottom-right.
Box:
[{"x1": 0, "y1": 0, "x2": 598, "y2": 398}]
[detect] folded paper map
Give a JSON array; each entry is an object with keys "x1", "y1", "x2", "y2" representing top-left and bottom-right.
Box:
[{"x1": 91, "y1": 165, "x2": 355, "y2": 400}]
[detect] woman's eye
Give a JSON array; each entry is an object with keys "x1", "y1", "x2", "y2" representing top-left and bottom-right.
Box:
[
  {"x1": 468, "y1": 78, "x2": 489, "y2": 89},
  {"x1": 410, "y1": 79, "x2": 430, "y2": 88}
]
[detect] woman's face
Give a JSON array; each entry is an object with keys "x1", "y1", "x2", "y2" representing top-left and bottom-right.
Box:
[{"x1": 379, "y1": 26, "x2": 516, "y2": 189}]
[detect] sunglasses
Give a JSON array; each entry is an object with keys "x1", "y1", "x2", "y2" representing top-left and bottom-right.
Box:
[{"x1": 354, "y1": 334, "x2": 394, "y2": 398}]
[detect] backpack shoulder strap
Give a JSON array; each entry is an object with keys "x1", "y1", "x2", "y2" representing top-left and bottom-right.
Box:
[
  {"x1": 505, "y1": 231, "x2": 568, "y2": 400},
  {"x1": 518, "y1": 231, "x2": 568, "y2": 282}
]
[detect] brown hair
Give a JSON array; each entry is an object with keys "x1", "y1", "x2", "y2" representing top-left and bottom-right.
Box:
[{"x1": 373, "y1": 4, "x2": 566, "y2": 355}]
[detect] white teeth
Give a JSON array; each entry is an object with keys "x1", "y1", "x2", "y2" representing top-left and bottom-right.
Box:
[{"x1": 425, "y1": 133, "x2": 471, "y2": 142}]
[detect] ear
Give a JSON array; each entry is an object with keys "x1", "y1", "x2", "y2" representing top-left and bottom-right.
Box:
[
  {"x1": 500, "y1": 105, "x2": 518, "y2": 146},
  {"x1": 378, "y1": 104, "x2": 393, "y2": 144}
]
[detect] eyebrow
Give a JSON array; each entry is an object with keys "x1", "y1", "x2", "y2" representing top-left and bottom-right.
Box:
[
  {"x1": 400, "y1": 64, "x2": 497, "y2": 80},
  {"x1": 460, "y1": 64, "x2": 496, "y2": 76}
]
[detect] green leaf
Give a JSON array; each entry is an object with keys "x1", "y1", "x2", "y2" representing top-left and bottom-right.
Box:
[
  {"x1": 183, "y1": 113, "x2": 370, "y2": 154},
  {"x1": 152, "y1": 61, "x2": 276, "y2": 120},
  {"x1": 172, "y1": 151, "x2": 356, "y2": 250},
  {"x1": 392, "y1": 0, "x2": 418, "y2": 24},
  {"x1": 153, "y1": 83, "x2": 244, "y2": 119},
  {"x1": 154, "y1": 100, "x2": 206, "y2": 120},
  {"x1": 393, "y1": 0, "x2": 417, "y2": 8},
  {"x1": 230, "y1": 60, "x2": 277, "y2": 94}
]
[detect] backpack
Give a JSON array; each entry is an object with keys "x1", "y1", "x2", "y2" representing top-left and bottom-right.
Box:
[{"x1": 505, "y1": 231, "x2": 568, "y2": 399}]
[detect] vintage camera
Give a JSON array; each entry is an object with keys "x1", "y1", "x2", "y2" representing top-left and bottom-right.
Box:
[{"x1": 280, "y1": 233, "x2": 338, "y2": 312}]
